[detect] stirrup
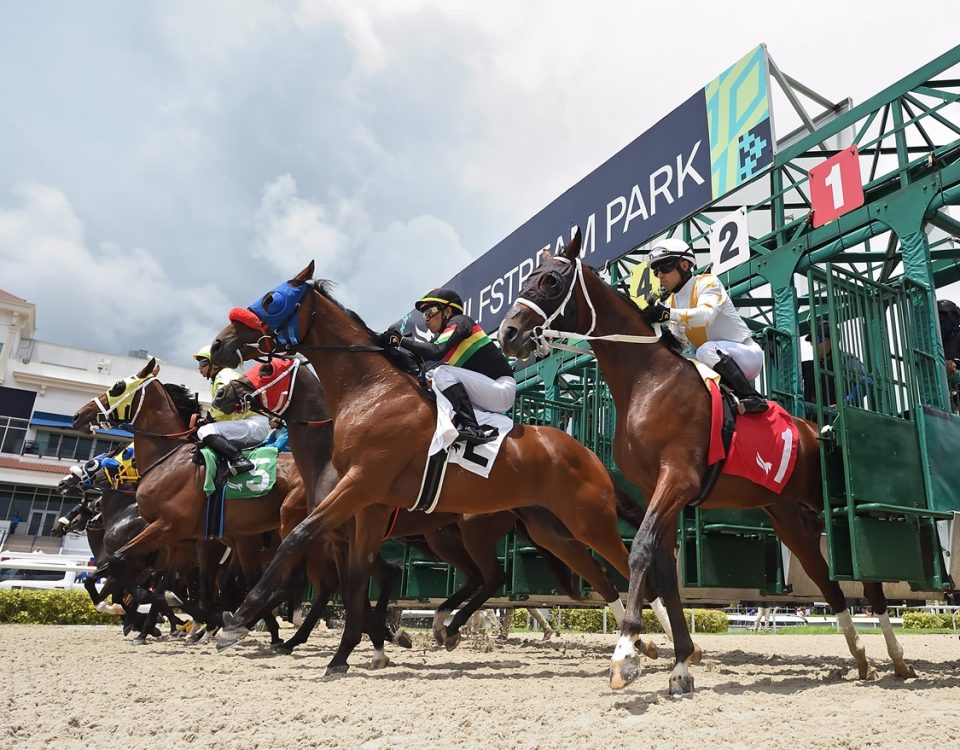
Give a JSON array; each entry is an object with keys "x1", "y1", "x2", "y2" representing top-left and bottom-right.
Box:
[
  {"x1": 228, "y1": 457, "x2": 255, "y2": 476},
  {"x1": 456, "y1": 425, "x2": 498, "y2": 446}
]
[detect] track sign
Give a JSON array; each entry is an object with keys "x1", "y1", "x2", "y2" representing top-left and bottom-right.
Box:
[
  {"x1": 809, "y1": 146, "x2": 864, "y2": 228},
  {"x1": 709, "y1": 207, "x2": 750, "y2": 275},
  {"x1": 628, "y1": 261, "x2": 662, "y2": 309}
]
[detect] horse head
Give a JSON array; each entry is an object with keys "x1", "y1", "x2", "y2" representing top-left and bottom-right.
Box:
[
  {"x1": 211, "y1": 357, "x2": 299, "y2": 417},
  {"x1": 499, "y1": 231, "x2": 585, "y2": 359},
  {"x1": 210, "y1": 262, "x2": 316, "y2": 368},
  {"x1": 73, "y1": 357, "x2": 160, "y2": 431}
]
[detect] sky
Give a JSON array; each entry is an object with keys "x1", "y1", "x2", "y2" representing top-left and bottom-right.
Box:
[{"x1": 1, "y1": 0, "x2": 958, "y2": 366}]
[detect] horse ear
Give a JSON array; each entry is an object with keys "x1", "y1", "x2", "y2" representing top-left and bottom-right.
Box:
[
  {"x1": 562, "y1": 229, "x2": 582, "y2": 260},
  {"x1": 291, "y1": 261, "x2": 315, "y2": 285},
  {"x1": 538, "y1": 249, "x2": 552, "y2": 264},
  {"x1": 137, "y1": 357, "x2": 157, "y2": 379}
]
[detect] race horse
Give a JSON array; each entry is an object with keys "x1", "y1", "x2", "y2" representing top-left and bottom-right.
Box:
[
  {"x1": 71, "y1": 359, "x2": 306, "y2": 643},
  {"x1": 208, "y1": 261, "x2": 681, "y2": 674},
  {"x1": 213, "y1": 358, "x2": 647, "y2": 653},
  {"x1": 498, "y1": 231, "x2": 916, "y2": 693}
]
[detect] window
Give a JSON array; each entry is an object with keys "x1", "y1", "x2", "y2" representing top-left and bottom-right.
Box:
[{"x1": 0, "y1": 416, "x2": 28, "y2": 455}]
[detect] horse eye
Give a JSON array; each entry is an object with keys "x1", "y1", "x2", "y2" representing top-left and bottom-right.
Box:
[
  {"x1": 108, "y1": 381, "x2": 125, "y2": 397},
  {"x1": 263, "y1": 292, "x2": 278, "y2": 312}
]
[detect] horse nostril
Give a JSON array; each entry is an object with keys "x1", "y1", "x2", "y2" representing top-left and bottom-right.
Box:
[{"x1": 502, "y1": 326, "x2": 518, "y2": 343}]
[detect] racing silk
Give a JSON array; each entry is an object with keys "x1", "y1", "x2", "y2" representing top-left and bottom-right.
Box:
[
  {"x1": 209, "y1": 368, "x2": 256, "y2": 422},
  {"x1": 665, "y1": 274, "x2": 753, "y2": 351},
  {"x1": 405, "y1": 314, "x2": 514, "y2": 380}
]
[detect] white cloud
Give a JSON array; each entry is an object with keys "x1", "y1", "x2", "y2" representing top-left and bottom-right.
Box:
[{"x1": 0, "y1": 183, "x2": 231, "y2": 364}]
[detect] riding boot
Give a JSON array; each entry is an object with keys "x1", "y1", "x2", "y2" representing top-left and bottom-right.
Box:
[
  {"x1": 200, "y1": 433, "x2": 255, "y2": 476},
  {"x1": 712, "y1": 354, "x2": 769, "y2": 415},
  {"x1": 440, "y1": 383, "x2": 499, "y2": 446}
]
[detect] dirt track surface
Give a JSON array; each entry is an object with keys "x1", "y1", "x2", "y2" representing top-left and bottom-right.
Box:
[{"x1": 3, "y1": 624, "x2": 959, "y2": 749}]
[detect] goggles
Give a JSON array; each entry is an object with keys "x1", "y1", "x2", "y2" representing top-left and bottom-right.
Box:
[
  {"x1": 650, "y1": 259, "x2": 679, "y2": 276},
  {"x1": 423, "y1": 306, "x2": 442, "y2": 321}
]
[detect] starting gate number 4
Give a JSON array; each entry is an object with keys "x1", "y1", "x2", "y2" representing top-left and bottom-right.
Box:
[{"x1": 809, "y1": 145, "x2": 865, "y2": 228}]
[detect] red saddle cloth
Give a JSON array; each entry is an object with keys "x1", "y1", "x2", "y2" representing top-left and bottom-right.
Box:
[{"x1": 707, "y1": 380, "x2": 799, "y2": 494}]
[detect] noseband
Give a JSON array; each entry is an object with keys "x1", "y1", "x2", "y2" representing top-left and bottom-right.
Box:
[{"x1": 516, "y1": 257, "x2": 662, "y2": 356}]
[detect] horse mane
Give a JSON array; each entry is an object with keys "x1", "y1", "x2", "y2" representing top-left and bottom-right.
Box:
[
  {"x1": 588, "y1": 267, "x2": 686, "y2": 356},
  {"x1": 162, "y1": 383, "x2": 201, "y2": 424},
  {"x1": 312, "y1": 280, "x2": 423, "y2": 375}
]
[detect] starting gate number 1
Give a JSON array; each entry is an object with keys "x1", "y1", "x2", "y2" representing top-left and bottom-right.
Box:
[{"x1": 809, "y1": 145, "x2": 864, "y2": 228}]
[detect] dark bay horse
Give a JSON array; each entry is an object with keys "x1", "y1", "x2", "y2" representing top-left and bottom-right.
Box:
[
  {"x1": 208, "y1": 262, "x2": 676, "y2": 673},
  {"x1": 213, "y1": 352, "x2": 669, "y2": 658},
  {"x1": 499, "y1": 231, "x2": 916, "y2": 693},
  {"x1": 71, "y1": 358, "x2": 305, "y2": 642}
]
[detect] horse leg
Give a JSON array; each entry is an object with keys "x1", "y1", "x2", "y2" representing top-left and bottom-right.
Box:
[
  {"x1": 279, "y1": 550, "x2": 338, "y2": 654},
  {"x1": 219, "y1": 475, "x2": 370, "y2": 651},
  {"x1": 420, "y1": 533, "x2": 484, "y2": 646},
  {"x1": 609, "y1": 468, "x2": 699, "y2": 693},
  {"x1": 367, "y1": 555, "x2": 412, "y2": 650},
  {"x1": 652, "y1": 534, "x2": 701, "y2": 692},
  {"x1": 519, "y1": 513, "x2": 658, "y2": 659},
  {"x1": 764, "y1": 504, "x2": 877, "y2": 680},
  {"x1": 325, "y1": 507, "x2": 391, "y2": 675},
  {"x1": 862, "y1": 581, "x2": 915, "y2": 678}
]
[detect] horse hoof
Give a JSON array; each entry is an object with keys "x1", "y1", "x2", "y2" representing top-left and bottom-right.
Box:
[
  {"x1": 394, "y1": 630, "x2": 413, "y2": 649},
  {"x1": 433, "y1": 626, "x2": 447, "y2": 646},
  {"x1": 132, "y1": 638, "x2": 147, "y2": 646},
  {"x1": 609, "y1": 657, "x2": 640, "y2": 690},
  {"x1": 894, "y1": 663, "x2": 917, "y2": 679},
  {"x1": 325, "y1": 664, "x2": 349, "y2": 677},
  {"x1": 275, "y1": 644, "x2": 294, "y2": 655},
  {"x1": 689, "y1": 644, "x2": 703, "y2": 665},
  {"x1": 371, "y1": 655, "x2": 390, "y2": 669},
  {"x1": 636, "y1": 639, "x2": 658, "y2": 660},
  {"x1": 542, "y1": 631, "x2": 557, "y2": 641},
  {"x1": 668, "y1": 673, "x2": 695, "y2": 696},
  {"x1": 443, "y1": 632, "x2": 461, "y2": 652},
  {"x1": 860, "y1": 666, "x2": 879, "y2": 681},
  {"x1": 215, "y1": 627, "x2": 249, "y2": 651}
]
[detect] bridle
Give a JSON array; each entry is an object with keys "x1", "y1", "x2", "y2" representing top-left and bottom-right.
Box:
[
  {"x1": 516, "y1": 256, "x2": 663, "y2": 357},
  {"x1": 88, "y1": 376, "x2": 156, "y2": 429},
  {"x1": 222, "y1": 358, "x2": 333, "y2": 429}
]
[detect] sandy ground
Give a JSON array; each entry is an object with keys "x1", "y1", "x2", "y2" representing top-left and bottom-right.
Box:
[{"x1": 2, "y1": 623, "x2": 959, "y2": 749}]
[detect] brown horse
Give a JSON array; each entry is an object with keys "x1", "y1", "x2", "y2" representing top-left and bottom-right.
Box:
[
  {"x1": 498, "y1": 231, "x2": 916, "y2": 693},
  {"x1": 208, "y1": 262, "x2": 677, "y2": 673},
  {"x1": 71, "y1": 358, "x2": 305, "y2": 641},
  {"x1": 212, "y1": 343, "x2": 671, "y2": 660}
]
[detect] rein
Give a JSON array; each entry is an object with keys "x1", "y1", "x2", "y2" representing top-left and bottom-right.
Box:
[
  {"x1": 516, "y1": 257, "x2": 663, "y2": 356},
  {"x1": 136, "y1": 444, "x2": 187, "y2": 481}
]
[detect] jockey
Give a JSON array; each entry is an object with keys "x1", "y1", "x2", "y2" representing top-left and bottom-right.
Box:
[
  {"x1": 396, "y1": 288, "x2": 516, "y2": 445},
  {"x1": 193, "y1": 345, "x2": 269, "y2": 475},
  {"x1": 641, "y1": 238, "x2": 768, "y2": 414}
]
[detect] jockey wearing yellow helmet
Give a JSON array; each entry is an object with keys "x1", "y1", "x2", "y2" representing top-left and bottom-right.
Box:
[
  {"x1": 642, "y1": 238, "x2": 768, "y2": 414},
  {"x1": 392, "y1": 288, "x2": 516, "y2": 445},
  {"x1": 192, "y1": 345, "x2": 269, "y2": 474}
]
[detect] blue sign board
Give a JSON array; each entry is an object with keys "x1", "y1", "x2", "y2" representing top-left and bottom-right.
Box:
[{"x1": 401, "y1": 45, "x2": 773, "y2": 336}]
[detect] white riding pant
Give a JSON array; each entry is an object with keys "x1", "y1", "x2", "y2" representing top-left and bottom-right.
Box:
[
  {"x1": 696, "y1": 339, "x2": 764, "y2": 380},
  {"x1": 197, "y1": 415, "x2": 271, "y2": 448},
  {"x1": 430, "y1": 365, "x2": 517, "y2": 414}
]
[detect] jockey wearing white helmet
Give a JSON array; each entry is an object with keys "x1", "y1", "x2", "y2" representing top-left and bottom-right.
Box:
[
  {"x1": 193, "y1": 345, "x2": 270, "y2": 475},
  {"x1": 643, "y1": 237, "x2": 768, "y2": 414}
]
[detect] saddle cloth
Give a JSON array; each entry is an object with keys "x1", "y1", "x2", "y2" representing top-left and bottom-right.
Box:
[
  {"x1": 201, "y1": 446, "x2": 279, "y2": 498},
  {"x1": 704, "y1": 374, "x2": 799, "y2": 493}
]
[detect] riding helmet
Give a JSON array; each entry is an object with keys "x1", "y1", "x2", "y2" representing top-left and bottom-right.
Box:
[
  {"x1": 415, "y1": 288, "x2": 464, "y2": 313},
  {"x1": 647, "y1": 238, "x2": 696, "y2": 268}
]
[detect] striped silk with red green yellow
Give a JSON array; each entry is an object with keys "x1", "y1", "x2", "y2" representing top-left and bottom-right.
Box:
[{"x1": 436, "y1": 323, "x2": 491, "y2": 367}]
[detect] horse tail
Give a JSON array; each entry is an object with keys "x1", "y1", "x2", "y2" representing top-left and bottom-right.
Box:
[
  {"x1": 609, "y1": 469, "x2": 646, "y2": 529},
  {"x1": 514, "y1": 519, "x2": 584, "y2": 603}
]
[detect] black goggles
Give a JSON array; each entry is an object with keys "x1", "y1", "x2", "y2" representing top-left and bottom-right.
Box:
[{"x1": 650, "y1": 258, "x2": 679, "y2": 275}]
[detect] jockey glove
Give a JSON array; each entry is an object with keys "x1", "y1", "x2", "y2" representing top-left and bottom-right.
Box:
[
  {"x1": 642, "y1": 301, "x2": 671, "y2": 325},
  {"x1": 378, "y1": 329, "x2": 402, "y2": 348}
]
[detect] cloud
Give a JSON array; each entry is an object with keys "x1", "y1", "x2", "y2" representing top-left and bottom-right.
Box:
[
  {"x1": 251, "y1": 174, "x2": 471, "y2": 329},
  {"x1": 0, "y1": 183, "x2": 232, "y2": 364}
]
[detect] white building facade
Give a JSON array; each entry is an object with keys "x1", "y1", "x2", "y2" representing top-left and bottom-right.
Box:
[{"x1": 0, "y1": 288, "x2": 209, "y2": 545}]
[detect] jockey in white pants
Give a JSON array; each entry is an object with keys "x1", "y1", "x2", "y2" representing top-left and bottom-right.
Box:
[
  {"x1": 389, "y1": 287, "x2": 516, "y2": 445},
  {"x1": 641, "y1": 238, "x2": 768, "y2": 414},
  {"x1": 193, "y1": 345, "x2": 270, "y2": 475}
]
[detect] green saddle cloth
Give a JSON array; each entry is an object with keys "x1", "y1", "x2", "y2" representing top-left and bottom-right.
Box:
[{"x1": 201, "y1": 446, "x2": 279, "y2": 498}]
